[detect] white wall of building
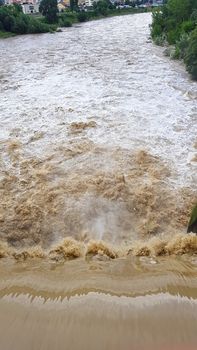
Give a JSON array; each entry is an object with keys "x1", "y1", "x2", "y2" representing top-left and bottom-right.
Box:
[{"x1": 21, "y1": 3, "x2": 39, "y2": 14}]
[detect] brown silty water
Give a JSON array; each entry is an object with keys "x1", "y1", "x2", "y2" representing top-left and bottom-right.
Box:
[{"x1": 0, "y1": 13, "x2": 197, "y2": 350}]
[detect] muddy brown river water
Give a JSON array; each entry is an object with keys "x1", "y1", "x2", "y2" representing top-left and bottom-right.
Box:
[{"x1": 0, "y1": 12, "x2": 197, "y2": 350}]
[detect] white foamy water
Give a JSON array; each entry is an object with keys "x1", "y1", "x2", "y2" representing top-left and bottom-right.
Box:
[
  {"x1": 0, "y1": 13, "x2": 196, "y2": 188},
  {"x1": 0, "y1": 13, "x2": 196, "y2": 248},
  {"x1": 0, "y1": 15, "x2": 197, "y2": 348}
]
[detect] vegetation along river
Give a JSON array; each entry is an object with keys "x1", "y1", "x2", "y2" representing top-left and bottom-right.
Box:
[{"x1": 0, "y1": 12, "x2": 197, "y2": 350}]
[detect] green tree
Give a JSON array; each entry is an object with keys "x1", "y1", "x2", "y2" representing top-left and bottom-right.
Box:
[
  {"x1": 70, "y1": 0, "x2": 78, "y2": 12},
  {"x1": 12, "y1": 14, "x2": 29, "y2": 34},
  {"x1": 39, "y1": 0, "x2": 58, "y2": 23},
  {"x1": 184, "y1": 27, "x2": 197, "y2": 80},
  {"x1": 93, "y1": 0, "x2": 109, "y2": 16},
  {"x1": 12, "y1": 3, "x2": 23, "y2": 13},
  {"x1": 0, "y1": 4, "x2": 54, "y2": 34},
  {"x1": 166, "y1": 0, "x2": 193, "y2": 22},
  {"x1": 77, "y1": 11, "x2": 88, "y2": 22}
]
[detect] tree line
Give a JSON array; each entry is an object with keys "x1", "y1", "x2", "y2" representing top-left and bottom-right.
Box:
[{"x1": 0, "y1": 1, "x2": 147, "y2": 37}]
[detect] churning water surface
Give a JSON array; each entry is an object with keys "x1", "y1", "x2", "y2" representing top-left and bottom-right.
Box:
[{"x1": 0, "y1": 12, "x2": 197, "y2": 350}]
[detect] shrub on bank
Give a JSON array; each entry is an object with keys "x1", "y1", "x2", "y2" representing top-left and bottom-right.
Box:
[
  {"x1": 77, "y1": 11, "x2": 89, "y2": 23},
  {"x1": 59, "y1": 14, "x2": 72, "y2": 27},
  {"x1": 184, "y1": 27, "x2": 197, "y2": 80}
]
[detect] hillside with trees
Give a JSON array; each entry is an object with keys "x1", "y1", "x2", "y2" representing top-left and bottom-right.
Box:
[{"x1": 151, "y1": 0, "x2": 197, "y2": 80}]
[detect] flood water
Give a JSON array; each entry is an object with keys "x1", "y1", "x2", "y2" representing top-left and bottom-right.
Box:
[{"x1": 0, "y1": 13, "x2": 197, "y2": 350}]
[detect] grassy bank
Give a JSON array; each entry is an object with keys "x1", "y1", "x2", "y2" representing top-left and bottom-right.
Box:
[
  {"x1": 0, "y1": 30, "x2": 15, "y2": 38},
  {"x1": 151, "y1": 0, "x2": 197, "y2": 80}
]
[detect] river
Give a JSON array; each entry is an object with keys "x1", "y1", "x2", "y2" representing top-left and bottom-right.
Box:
[{"x1": 0, "y1": 12, "x2": 197, "y2": 349}]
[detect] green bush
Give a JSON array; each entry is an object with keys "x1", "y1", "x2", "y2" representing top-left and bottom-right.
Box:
[
  {"x1": 167, "y1": 27, "x2": 181, "y2": 44},
  {"x1": 190, "y1": 9, "x2": 197, "y2": 21},
  {"x1": 77, "y1": 11, "x2": 89, "y2": 23},
  {"x1": 181, "y1": 20, "x2": 195, "y2": 33},
  {"x1": 175, "y1": 33, "x2": 189, "y2": 59},
  {"x1": 151, "y1": 11, "x2": 165, "y2": 39},
  {"x1": 93, "y1": 0, "x2": 110, "y2": 16},
  {"x1": 170, "y1": 46, "x2": 181, "y2": 59},
  {"x1": 154, "y1": 34, "x2": 166, "y2": 46},
  {"x1": 59, "y1": 18, "x2": 72, "y2": 27},
  {"x1": 27, "y1": 18, "x2": 50, "y2": 33},
  {"x1": 12, "y1": 14, "x2": 29, "y2": 34},
  {"x1": 64, "y1": 11, "x2": 77, "y2": 20},
  {"x1": 184, "y1": 28, "x2": 197, "y2": 79},
  {"x1": 3, "y1": 15, "x2": 15, "y2": 31},
  {"x1": 151, "y1": 23, "x2": 163, "y2": 38}
]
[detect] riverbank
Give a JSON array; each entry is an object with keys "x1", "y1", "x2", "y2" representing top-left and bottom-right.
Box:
[
  {"x1": 151, "y1": 0, "x2": 197, "y2": 80},
  {"x1": 0, "y1": 31, "x2": 15, "y2": 39},
  {"x1": 0, "y1": 7, "x2": 149, "y2": 39}
]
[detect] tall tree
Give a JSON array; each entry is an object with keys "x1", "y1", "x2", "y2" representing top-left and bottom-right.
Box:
[
  {"x1": 39, "y1": 0, "x2": 58, "y2": 23},
  {"x1": 70, "y1": 0, "x2": 78, "y2": 12},
  {"x1": 166, "y1": 0, "x2": 195, "y2": 22}
]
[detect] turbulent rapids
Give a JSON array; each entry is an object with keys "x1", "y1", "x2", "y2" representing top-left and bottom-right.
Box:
[
  {"x1": 0, "y1": 14, "x2": 197, "y2": 261},
  {"x1": 0, "y1": 12, "x2": 197, "y2": 350},
  {"x1": 0, "y1": 138, "x2": 196, "y2": 261}
]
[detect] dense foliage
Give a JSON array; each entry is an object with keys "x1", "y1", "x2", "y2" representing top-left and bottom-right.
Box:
[
  {"x1": 0, "y1": 4, "x2": 53, "y2": 34},
  {"x1": 39, "y1": 0, "x2": 58, "y2": 24},
  {"x1": 151, "y1": 0, "x2": 197, "y2": 80},
  {"x1": 70, "y1": 0, "x2": 78, "y2": 12}
]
